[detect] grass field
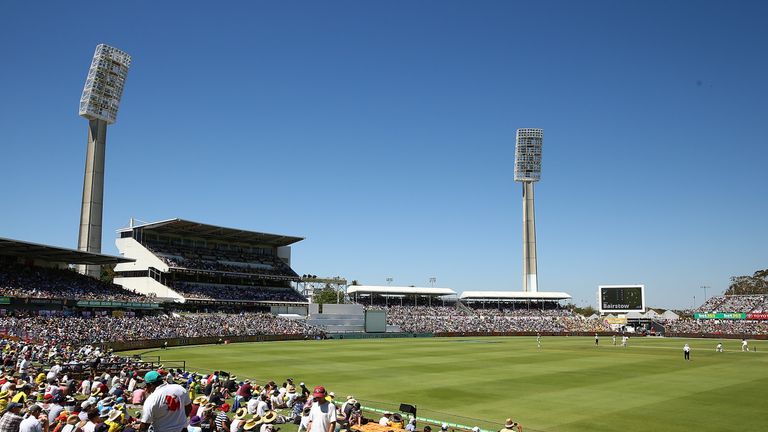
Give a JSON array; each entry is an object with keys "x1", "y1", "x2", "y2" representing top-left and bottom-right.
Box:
[{"x1": 123, "y1": 336, "x2": 768, "y2": 432}]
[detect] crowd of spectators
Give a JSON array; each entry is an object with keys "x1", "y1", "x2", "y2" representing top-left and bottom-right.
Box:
[
  {"x1": 695, "y1": 295, "x2": 768, "y2": 313},
  {"x1": 145, "y1": 241, "x2": 299, "y2": 280},
  {"x1": 370, "y1": 305, "x2": 611, "y2": 333},
  {"x1": 0, "y1": 313, "x2": 322, "y2": 346},
  {"x1": 0, "y1": 264, "x2": 149, "y2": 303},
  {"x1": 0, "y1": 336, "x2": 503, "y2": 432},
  {"x1": 665, "y1": 318, "x2": 768, "y2": 335},
  {"x1": 172, "y1": 283, "x2": 307, "y2": 303}
]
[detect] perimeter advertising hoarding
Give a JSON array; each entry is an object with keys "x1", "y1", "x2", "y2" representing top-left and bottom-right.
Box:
[
  {"x1": 748, "y1": 313, "x2": 768, "y2": 320},
  {"x1": 694, "y1": 313, "x2": 746, "y2": 320},
  {"x1": 598, "y1": 285, "x2": 645, "y2": 314}
]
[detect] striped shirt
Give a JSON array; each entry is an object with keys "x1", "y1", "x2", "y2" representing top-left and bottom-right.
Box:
[{"x1": 214, "y1": 412, "x2": 229, "y2": 432}]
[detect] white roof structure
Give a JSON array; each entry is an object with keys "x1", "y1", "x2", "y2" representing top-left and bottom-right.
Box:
[
  {"x1": 459, "y1": 291, "x2": 571, "y2": 300},
  {"x1": 661, "y1": 310, "x2": 680, "y2": 321},
  {"x1": 645, "y1": 309, "x2": 661, "y2": 318},
  {"x1": 347, "y1": 285, "x2": 456, "y2": 296}
]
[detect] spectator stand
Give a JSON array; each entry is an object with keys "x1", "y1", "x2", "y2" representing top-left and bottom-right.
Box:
[
  {"x1": 112, "y1": 218, "x2": 308, "y2": 303},
  {"x1": 348, "y1": 285, "x2": 458, "y2": 307},
  {"x1": 0, "y1": 236, "x2": 163, "y2": 314},
  {"x1": 459, "y1": 290, "x2": 572, "y2": 311}
]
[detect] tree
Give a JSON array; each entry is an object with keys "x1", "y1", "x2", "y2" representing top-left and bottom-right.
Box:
[
  {"x1": 725, "y1": 269, "x2": 768, "y2": 295},
  {"x1": 313, "y1": 285, "x2": 345, "y2": 305},
  {"x1": 567, "y1": 303, "x2": 597, "y2": 317},
  {"x1": 101, "y1": 264, "x2": 116, "y2": 284}
]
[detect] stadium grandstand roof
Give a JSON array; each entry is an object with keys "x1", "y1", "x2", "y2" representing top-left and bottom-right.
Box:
[
  {"x1": 459, "y1": 291, "x2": 572, "y2": 300},
  {"x1": 120, "y1": 218, "x2": 304, "y2": 247},
  {"x1": 347, "y1": 285, "x2": 456, "y2": 296},
  {"x1": 0, "y1": 237, "x2": 134, "y2": 265}
]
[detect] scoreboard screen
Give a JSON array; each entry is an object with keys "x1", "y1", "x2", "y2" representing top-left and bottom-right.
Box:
[{"x1": 599, "y1": 285, "x2": 645, "y2": 313}]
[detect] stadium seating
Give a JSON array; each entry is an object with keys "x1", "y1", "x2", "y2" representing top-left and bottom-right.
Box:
[
  {"x1": 172, "y1": 281, "x2": 307, "y2": 302},
  {"x1": 366, "y1": 305, "x2": 612, "y2": 333},
  {"x1": 0, "y1": 262, "x2": 149, "y2": 302},
  {"x1": 145, "y1": 240, "x2": 299, "y2": 279},
  {"x1": 695, "y1": 295, "x2": 768, "y2": 313}
]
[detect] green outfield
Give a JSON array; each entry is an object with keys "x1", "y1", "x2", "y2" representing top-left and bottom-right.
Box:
[{"x1": 124, "y1": 336, "x2": 767, "y2": 432}]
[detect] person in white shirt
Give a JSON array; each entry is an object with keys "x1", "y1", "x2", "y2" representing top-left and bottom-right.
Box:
[
  {"x1": 716, "y1": 343, "x2": 723, "y2": 353},
  {"x1": 139, "y1": 371, "x2": 191, "y2": 432},
  {"x1": 683, "y1": 344, "x2": 691, "y2": 361},
  {"x1": 378, "y1": 414, "x2": 391, "y2": 426},
  {"x1": 742, "y1": 339, "x2": 749, "y2": 352},
  {"x1": 19, "y1": 405, "x2": 47, "y2": 432},
  {"x1": 255, "y1": 395, "x2": 269, "y2": 417},
  {"x1": 246, "y1": 396, "x2": 260, "y2": 415},
  {"x1": 306, "y1": 387, "x2": 336, "y2": 432},
  {"x1": 82, "y1": 409, "x2": 101, "y2": 432}
]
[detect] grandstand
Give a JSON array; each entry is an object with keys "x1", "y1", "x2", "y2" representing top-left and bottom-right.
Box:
[
  {"x1": 0, "y1": 236, "x2": 156, "y2": 307},
  {"x1": 113, "y1": 218, "x2": 308, "y2": 304}
]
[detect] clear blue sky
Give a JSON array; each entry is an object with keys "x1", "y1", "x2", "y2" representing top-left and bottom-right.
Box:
[{"x1": 1, "y1": 1, "x2": 766, "y2": 309}]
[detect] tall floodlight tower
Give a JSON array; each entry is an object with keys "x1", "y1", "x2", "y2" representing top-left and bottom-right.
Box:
[
  {"x1": 77, "y1": 44, "x2": 131, "y2": 278},
  {"x1": 514, "y1": 128, "x2": 543, "y2": 292}
]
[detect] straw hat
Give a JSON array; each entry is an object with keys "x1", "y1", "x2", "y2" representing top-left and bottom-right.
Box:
[
  {"x1": 261, "y1": 411, "x2": 277, "y2": 424},
  {"x1": 234, "y1": 408, "x2": 248, "y2": 420},
  {"x1": 193, "y1": 396, "x2": 208, "y2": 405},
  {"x1": 66, "y1": 415, "x2": 80, "y2": 425},
  {"x1": 244, "y1": 416, "x2": 263, "y2": 430},
  {"x1": 0, "y1": 391, "x2": 9, "y2": 399},
  {"x1": 108, "y1": 409, "x2": 123, "y2": 422}
]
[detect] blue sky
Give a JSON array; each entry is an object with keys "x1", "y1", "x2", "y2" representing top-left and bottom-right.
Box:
[{"x1": 1, "y1": 1, "x2": 766, "y2": 309}]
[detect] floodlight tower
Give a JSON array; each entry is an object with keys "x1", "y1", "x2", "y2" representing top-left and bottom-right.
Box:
[
  {"x1": 514, "y1": 128, "x2": 543, "y2": 292},
  {"x1": 77, "y1": 44, "x2": 131, "y2": 278}
]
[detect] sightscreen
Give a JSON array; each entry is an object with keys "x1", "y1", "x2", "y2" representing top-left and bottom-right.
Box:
[
  {"x1": 365, "y1": 310, "x2": 387, "y2": 333},
  {"x1": 599, "y1": 285, "x2": 645, "y2": 313}
]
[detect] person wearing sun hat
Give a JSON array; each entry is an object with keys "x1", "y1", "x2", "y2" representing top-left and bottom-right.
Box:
[
  {"x1": 105, "y1": 408, "x2": 124, "y2": 432},
  {"x1": 242, "y1": 415, "x2": 262, "y2": 432},
  {"x1": 306, "y1": 387, "x2": 335, "y2": 432},
  {"x1": 230, "y1": 408, "x2": 248, "y2": 432},
  {"x1": 190, "y1": 396, "x2": 208, "y2": 418},
  {"x1": 11, "y1": 383, "x2": 31, "y2": 404},
  {"x1": 0, "y1": 389, "x2": 9, "y2": 412},
  {"x1": 259, "y1": 411, "x2": 277, "y2": 432},
  {"x1": 138, "y1": 370, "x2": 191, "y2": 432},
  {"x1": 499, "y1": 418, "x2": 522, "y2": 432}
]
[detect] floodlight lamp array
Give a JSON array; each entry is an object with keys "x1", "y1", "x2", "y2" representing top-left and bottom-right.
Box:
[
  {"x1": 79, "y1": 44, "x2": 131, "y2": 124},
  {"x1": 514, "y1": 128, "x2": 543, "y2": 182}
]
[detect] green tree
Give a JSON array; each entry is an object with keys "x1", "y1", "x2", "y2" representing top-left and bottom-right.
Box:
[
  {"x1": 101, "y1": 264, "x2": 116, "y2": 284},
  {"x1": 567, "y1": 303, "x2": 597, "y2": 317},
  {"x1": 725, "y1": 269, "x2": 768, "y2": 295},
  {"x1": 313, "y1": 285, "x2": 344, "y2": 304}
]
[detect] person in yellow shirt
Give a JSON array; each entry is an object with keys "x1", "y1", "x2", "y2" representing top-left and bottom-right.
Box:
[
  {"x1": 11, "y1": 384, "x2": 30, "y2": 404},
  {"x1": 0, "y1": 390, "x2": 9, "y2": 412},
  {"x1": 105, "y1": 409, "x2": 124, "y2": 432}
]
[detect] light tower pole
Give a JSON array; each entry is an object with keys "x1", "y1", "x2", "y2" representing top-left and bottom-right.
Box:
[
  {"x1": 514, "y1": 128, "x2": 543, "y2": 292},
  {"x1": 77, "y1": 44, "x2": 131, "y2": 278}
]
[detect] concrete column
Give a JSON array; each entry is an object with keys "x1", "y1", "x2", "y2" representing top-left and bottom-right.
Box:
[
  {"x1": 522, "y1": 182, "x2": 538, "y2": 292},
  {"x1": 77, "y1": 119, "x2": 108, "y2": 278}
]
